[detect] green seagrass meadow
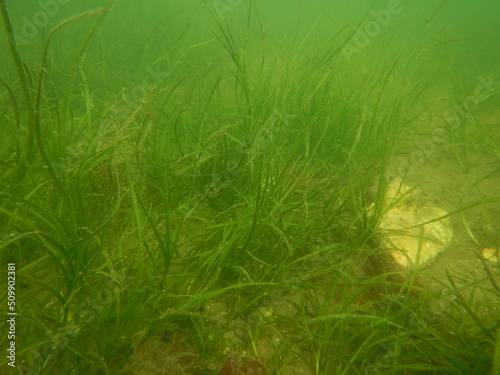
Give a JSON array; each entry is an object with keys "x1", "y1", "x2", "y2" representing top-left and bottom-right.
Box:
[{"x1": 1, "y1": 1, "x2": 499, "y2": 374}]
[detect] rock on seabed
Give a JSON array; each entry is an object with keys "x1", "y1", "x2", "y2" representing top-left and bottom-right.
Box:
[{"x1": 377, "y1": 179, "x2": 453, "y2": 268}]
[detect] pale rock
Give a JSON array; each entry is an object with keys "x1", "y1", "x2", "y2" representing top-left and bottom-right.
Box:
[
  {"x1": 378, "y1": 179, "x2": 453, "y2": 268},
  {"x1": 482, "y1": 247, "x2": 499, "y2": 264}
]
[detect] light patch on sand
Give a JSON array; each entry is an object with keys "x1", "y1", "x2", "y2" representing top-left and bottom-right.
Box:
[{"x1": 378, "y1": 179, "x2": 453, "y2": 268}]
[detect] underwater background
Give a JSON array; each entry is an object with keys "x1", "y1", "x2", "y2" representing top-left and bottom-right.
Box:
[{"x1": 1, "y1": 1, "x2": 499, "y2": 374}]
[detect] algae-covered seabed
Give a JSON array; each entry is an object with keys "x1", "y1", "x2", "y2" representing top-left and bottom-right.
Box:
[{"x1": 0, "y1": 1, "x2": 499, "y2": 374}]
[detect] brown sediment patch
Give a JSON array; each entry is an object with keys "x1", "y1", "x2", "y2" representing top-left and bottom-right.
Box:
[
  {"x1": 219, "y1": 352, "x2": 267, "y2": 375},
  {"x1": 360, "y1": 250, "x2": 428, "y2": 302}
]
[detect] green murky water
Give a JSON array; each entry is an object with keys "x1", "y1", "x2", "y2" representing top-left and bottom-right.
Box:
[{"x1": 1, "y1": 1, "x2": 499, "y2": 374}]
